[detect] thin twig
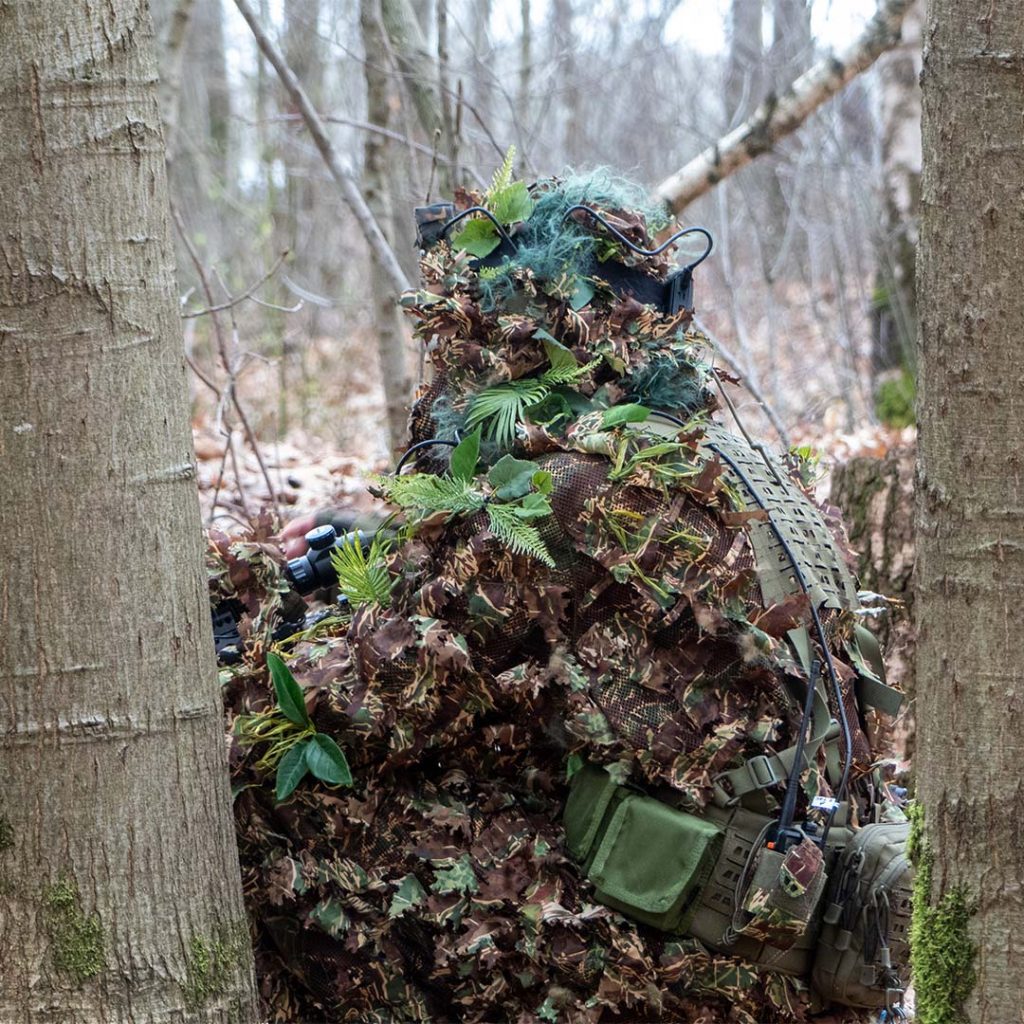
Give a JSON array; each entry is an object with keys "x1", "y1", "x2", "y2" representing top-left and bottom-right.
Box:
[
  {"x1": 207, "y1": 434, "x2": 232, "y2": 528},
  {"x1": 171, "y1": 201, "x2": 281, "y2": 519},
  {"x1": 694, "y1": 315, "x2": 791, "y2": 447},
  {"x1": 182, "y1": 250, "x2": 290, "y2": 318}
]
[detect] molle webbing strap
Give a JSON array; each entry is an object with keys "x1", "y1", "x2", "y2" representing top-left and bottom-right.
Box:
[
  {"x1": 698, "y1": 423, "x2": 859, "y2": 613},
  {"x1": 711, "y1": 683, "x2": 838, "y2": 808}
]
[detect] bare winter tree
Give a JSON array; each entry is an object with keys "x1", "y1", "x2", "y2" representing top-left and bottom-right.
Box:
[{"x1": 0, "y1": 3, "x2": 258, "y2": 1020}]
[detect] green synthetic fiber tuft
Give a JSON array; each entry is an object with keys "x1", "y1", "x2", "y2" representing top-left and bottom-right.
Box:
[
  {"x1": 428, "y1": 392, "x2": 468, "y2": 441},
  {"x1": 477, "y1": 168, "x2": 671, "y2": 308},
  {"x1": 625, "y1": 355, "x2": 712, "y2": 414}
]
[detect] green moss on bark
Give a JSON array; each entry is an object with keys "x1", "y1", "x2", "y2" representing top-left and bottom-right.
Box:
[
  {"x1": 42, "y1": 876, "x2": 104, "y2": 983},
  {"x1": 909, "y1": 803, "x2": 976, "y2": 1024},
  {"x1": 183, "y1": 921, "x2": 250, "y2": 1009}
]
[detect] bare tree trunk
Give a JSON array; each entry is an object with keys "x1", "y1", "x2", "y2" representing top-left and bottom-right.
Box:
[
  {"x1": 201, "y1": 0, "x2": 234, "y2": 186},
  {"x1": 362, "y1": 0, "x2": 413, "y2": 456},
  {"x1": 914, "y1": 1, "x2": 1024, "y2": 1020},
  {"x1": 436, "y1": 0, "x2": 458, "y2": 193},
  {"x1": 0, "y1": 4, "x2": 258, "y2": 1021},
  {"x1": 871, "y1": 0, "x2": 922, "y2": 384},
  {"x1": 159, "y1": 0, "x2": 197, "y2": 160},
  {"x1": 516, "y1": 0, "x2": 532, "y2": 165},
  {"x1": 726, "y1": 0, "x2": 763, "y2": 122},
  {"x1": 379, "y1": 0, "x2": 444, "y2": 154}
]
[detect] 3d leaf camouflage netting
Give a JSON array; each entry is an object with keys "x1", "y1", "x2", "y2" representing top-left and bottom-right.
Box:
[{"x1": 209, "y1": 169, "x2": 895, "y2": 1023}]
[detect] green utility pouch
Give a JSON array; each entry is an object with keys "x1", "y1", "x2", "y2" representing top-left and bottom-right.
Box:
[
  {"x1": 811, "y1": 820, "x2": 913, "y2": 1008},
  {"x1": 564, "y1": 765, "x2": 723, "y2": 933}
]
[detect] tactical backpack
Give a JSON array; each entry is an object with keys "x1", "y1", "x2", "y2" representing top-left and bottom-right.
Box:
[{"x1": 563, "y1": 420, "x2": 913, "y2": 1011}]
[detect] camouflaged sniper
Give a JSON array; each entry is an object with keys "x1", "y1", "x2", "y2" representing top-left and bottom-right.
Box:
[{"x1": 212, "y1": 165, "x2": 912, "y2": 1023}]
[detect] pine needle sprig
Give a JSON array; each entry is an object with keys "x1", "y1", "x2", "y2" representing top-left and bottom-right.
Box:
[{"x1": 330, "y1": 531, "x2": 393, "y2": 609}]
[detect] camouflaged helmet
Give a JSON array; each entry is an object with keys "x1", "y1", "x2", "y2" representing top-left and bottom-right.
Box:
[{"x1": 222, "y1": 166, "x2": 910, "y2": 1023}]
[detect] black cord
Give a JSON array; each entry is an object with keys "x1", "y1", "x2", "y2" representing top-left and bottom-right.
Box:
[
  {"x1": 394, "y1": 438, "x2": 458, "y2": 474},
  {"x1": 705, "y1": 442, "x2": 853, "y2": 842},
  {"x1": 561, "y1": 205, "x2": 714, "y2": 268}
]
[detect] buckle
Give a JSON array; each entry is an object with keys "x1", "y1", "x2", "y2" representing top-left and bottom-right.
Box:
[
  {"x1": 711, "y1": 755, "x2": 780, "y2": 808},
  {"x1": 746, "y1": 755, "x2": 779, "y2": 789}
]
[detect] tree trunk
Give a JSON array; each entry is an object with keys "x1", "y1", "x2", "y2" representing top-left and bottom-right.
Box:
[
  {"x1": 830, "y1": 448, "x2": 916, "y2": 758},
  {"x1": 914, "y1": 2, "x2": 1024, "y2": 1021},
  {"x1": 362, "y1": 0, "x2": 414, "y2": 457},
  {"x1": 871, "y1": 0, "x2": 922, "y2": 386},
  {"x1": 0, "y1": 5, "x2": 258, "y2": 1022},
  {"x1": 380, "y1": 0, "x2": 444, "y2": 153},
  {"x1": 726, "y1": 0, "x2": 763, "y2": 122}
]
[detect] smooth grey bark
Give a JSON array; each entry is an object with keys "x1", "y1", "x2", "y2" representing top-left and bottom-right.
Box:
[
  {"x1": 0, "y1": 3, "x2": 258, "y2": 1022},
  {"x1": 362, "y1": 0, "x2": 414, "y2": 456},
  {"x1": 915, "y1": 1, "x2": 1024, "y2": 1020},
  {"x1": 726, "y1": 0, "x2": 764, "y2": 121}
]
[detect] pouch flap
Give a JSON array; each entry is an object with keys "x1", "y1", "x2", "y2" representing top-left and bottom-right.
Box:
[
  {"x1": 564, "y1": 764, "x2": 619, "y2": 862},
  {"x1": 589, "y1": 794, "x2": 722, "y2": 915}
]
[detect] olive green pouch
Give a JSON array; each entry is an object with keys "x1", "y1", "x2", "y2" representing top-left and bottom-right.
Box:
[
  {"x1": 589, "y1": 792, "x2": 723, "y2": 932},
  {"x1": 564, "y1": 766, "x2": 723, "y2": 933},
  {"x1": 564, "y1": 764, "x2": 622, "y2": 868}
]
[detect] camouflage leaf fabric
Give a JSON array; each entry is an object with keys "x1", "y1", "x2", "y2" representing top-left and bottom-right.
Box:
[{"x1": 216, "y1": 174, "x2": 884, "y2": 1023}]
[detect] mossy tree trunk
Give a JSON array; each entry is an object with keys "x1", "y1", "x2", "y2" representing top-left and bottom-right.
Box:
[
  {"x1": 0, "y1": 4, "x2": 258, "y2": 1021},
  {"x1": 915, "y1": 1, "x2": 1024, "y2": 1020}
]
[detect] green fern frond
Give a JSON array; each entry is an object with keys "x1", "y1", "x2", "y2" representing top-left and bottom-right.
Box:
[
  {"x1": 540, "y1": 360, "x2": 594, "y2": 387},
  {"x1": 486, "y1": 504, "x2": 555, "y2": 566},
  {"x1": 329, "y1": 532, "x2": 393, "y2": 609},
  {"x1": 487, "y1": 146, "x2": 516, "y2": 198},
  {"x1": 380, "y1": 472, "x2": 486, "y2": 517},
  {"x1": 465, "y1": 378, "x2": 550, "y2": 445}
]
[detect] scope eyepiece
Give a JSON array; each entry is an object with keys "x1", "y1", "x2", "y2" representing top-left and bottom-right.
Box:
[
  {"x1": 286, "y1": 524, "x2": 339, "y2": 595},
  {"x1": 285, "y1": 525, "x2": 371, "y2": 595}
]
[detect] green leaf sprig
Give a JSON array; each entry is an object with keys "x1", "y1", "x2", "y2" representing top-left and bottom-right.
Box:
[
  {"x1": 466, "y1": 338, "x2": 595, "y2": 446},
  {"x1": 377, "y1": 428, "x2": 556, "y2": 566},
  {"x1": 451, "y1": 145, "x2": 534, "y2": 259},
  {"x1": 234, "y1": 652, "x2": 353, "y2": 802}
]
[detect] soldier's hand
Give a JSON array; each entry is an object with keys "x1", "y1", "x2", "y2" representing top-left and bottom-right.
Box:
[{"x1": 280, "y1": 513, "x2": 317, "y2": 558}]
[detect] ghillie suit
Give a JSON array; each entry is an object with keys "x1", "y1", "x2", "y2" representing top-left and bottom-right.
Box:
[{"x1": 215, "y1": 167, "x2": 911, "y2": 1023}]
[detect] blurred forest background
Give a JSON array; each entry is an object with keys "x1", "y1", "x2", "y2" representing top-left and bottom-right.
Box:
[{"x1": 153, "y1": 0, "x2": 922, "y2": 530}]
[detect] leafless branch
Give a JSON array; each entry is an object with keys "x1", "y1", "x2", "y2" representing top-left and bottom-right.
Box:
[
  {"x1": 233, "y1": 0, "x2": 412, "y2": 296},
  {"x1": 182, "y1": 250, "x2": 290, "y2": 318},
  {"x1": 695, "y1": 315, "x2": 791, "y2": 446},
  {"x1": 171, "y1": 202, "x2": 281, "y2": 519},
  {"x1": 654, "y1": 0, "x2": 913, "y2": 214}
]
